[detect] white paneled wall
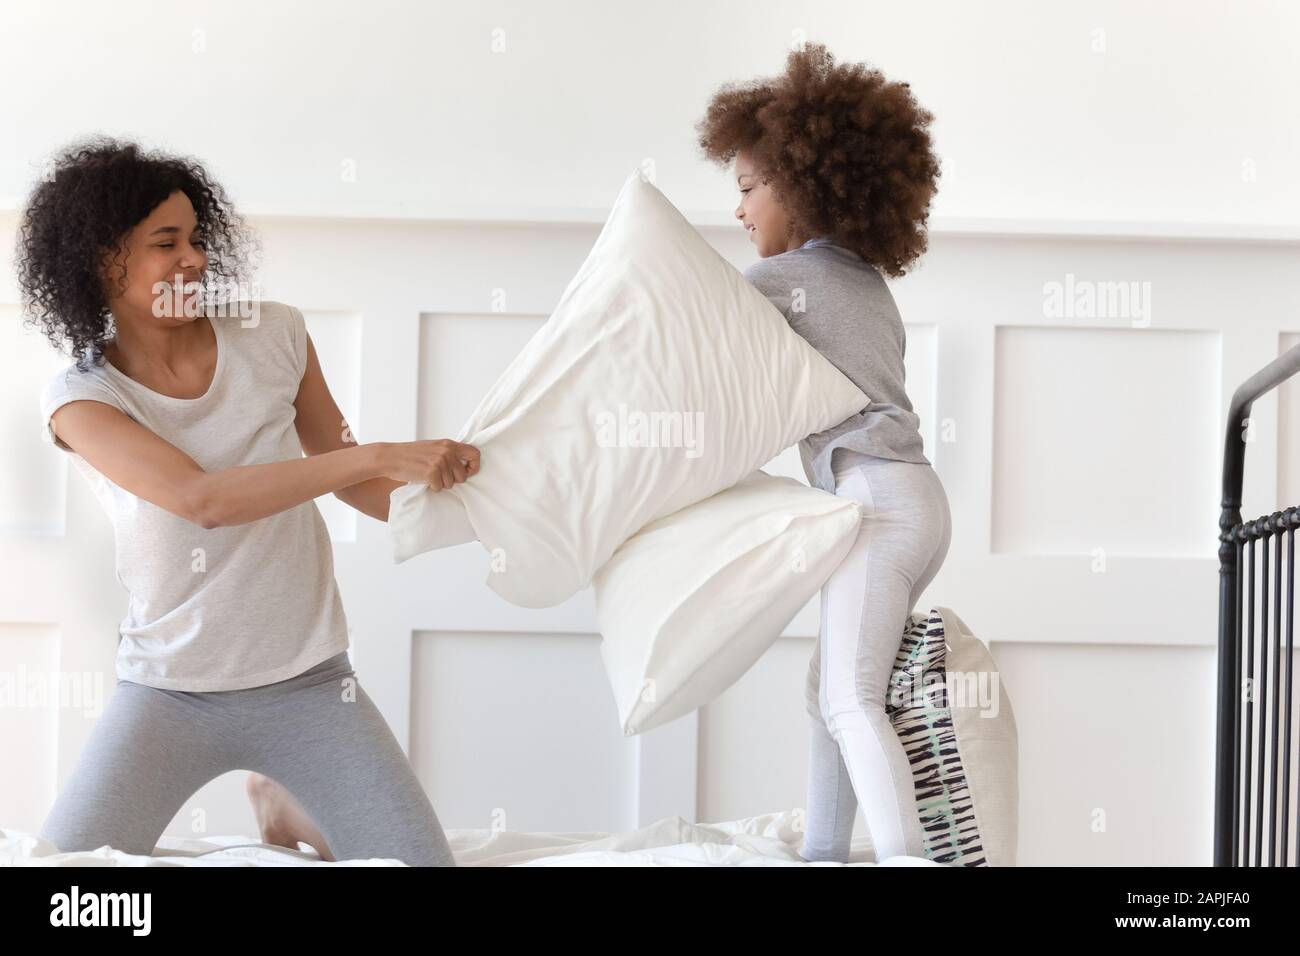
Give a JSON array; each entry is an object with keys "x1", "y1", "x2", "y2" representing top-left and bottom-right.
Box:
[
  {"x1": 0, "y1": 304, "x2": 71, "y2": 534},
  {"x1": 3, "y1": 206, "x2": 1298, "y2": 865},
  {"x1": 5, "y1": 1, "x2": 1297, "y2": 229},
  {"x1": 992, "y1": 326, "x2": 1221, "y2": 557}
]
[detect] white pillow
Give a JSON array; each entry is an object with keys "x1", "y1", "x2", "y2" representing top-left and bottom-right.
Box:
[
  {"x1": 593, "y1": 470, "x2": 864, "y2": 736},
  {"x1": 388, "y1": 167, "x2": 869, "y2": 608}
]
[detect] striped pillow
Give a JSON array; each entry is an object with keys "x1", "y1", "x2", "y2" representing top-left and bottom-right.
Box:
[{"x1": 886, "y1": 606, "x2": 1020, "y2": 866}]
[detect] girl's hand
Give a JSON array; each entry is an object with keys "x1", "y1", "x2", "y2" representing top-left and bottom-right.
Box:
[{"x1": 379, "y1": 439, "x2": 480, "y2": 490}]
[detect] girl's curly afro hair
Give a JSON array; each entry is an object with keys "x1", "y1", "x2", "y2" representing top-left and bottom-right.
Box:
[
  {"x1": 16, "y1": 135, "x2": 259, "y2": 370},
  {"x1": 697, "y1": 43, "x2": 941, "y2": 277}
]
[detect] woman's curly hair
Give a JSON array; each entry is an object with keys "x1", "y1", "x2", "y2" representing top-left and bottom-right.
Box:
[
  {"x1": 696, "y1": 43, "x2": 940, "y2": 277},
  {"x1": 15, "y1": 135, "x2": 259, "y2": 370}
]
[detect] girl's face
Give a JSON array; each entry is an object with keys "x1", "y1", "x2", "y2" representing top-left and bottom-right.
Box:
[
  {"x1": 733, "y1": 150, "x2": 794, "y2": 257},
  {"x1": 100, "y1": 189, "x2": 209, "y2": 322}
]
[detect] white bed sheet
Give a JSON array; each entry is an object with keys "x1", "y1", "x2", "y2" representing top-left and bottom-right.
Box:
[{"x1": 1, "y1": 810, "x2": 945, "y2": 867}]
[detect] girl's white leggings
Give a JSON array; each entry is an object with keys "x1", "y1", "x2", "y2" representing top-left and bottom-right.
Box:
[{"x1": 802, "y1": 449, "x2": 952, "y2": 863}]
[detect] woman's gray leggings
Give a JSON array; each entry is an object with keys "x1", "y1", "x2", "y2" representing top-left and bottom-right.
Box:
[
  {"x1": 39, "y1": 651, "x2": 456, "y2": 866},
  {"x1": 802, "y1": 451, "x2": 952, "y2": 863}
]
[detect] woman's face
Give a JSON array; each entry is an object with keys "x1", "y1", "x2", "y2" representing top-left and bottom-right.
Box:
[
  {"x1": 733, "y1": 151, "x2": 793, "y2": 257},
  {"x1": 100, "y1": 189, "x2": 209, "y2": 322}
]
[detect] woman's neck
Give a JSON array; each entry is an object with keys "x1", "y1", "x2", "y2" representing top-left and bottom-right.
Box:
[{"x1": 105, "y1": 307, "x2": 211, "y2": 377}]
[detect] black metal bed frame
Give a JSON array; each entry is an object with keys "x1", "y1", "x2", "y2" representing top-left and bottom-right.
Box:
[{"x1": 1216, "y1": 346, "x2": 1300, "y2": 866}]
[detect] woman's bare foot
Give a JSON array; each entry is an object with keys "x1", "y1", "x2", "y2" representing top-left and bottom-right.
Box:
[{"x1": 245, "y1": 771, "x2": 337, "y2": 862}]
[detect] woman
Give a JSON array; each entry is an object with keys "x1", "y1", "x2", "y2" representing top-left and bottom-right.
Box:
[
  {"x1": 697, "y1": 43, "x2": 952, "y2": 862},
  {"x1": 23, "y1": 137, "x2": 477, "y2": 865}
]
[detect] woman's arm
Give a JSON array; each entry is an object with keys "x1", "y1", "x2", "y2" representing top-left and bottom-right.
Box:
[
  {"x1": 49, "y1": 397, "x2": 390, "y2": 529},
  {"x1": 48, "y1": 355, "x2": 480, "y2": 534},
  {"x1": 291, "y1": 330, "x2": 403, "y2": 522},
  {"x1": 49, "y1": 330, "x2": 477, "y2": 529}
]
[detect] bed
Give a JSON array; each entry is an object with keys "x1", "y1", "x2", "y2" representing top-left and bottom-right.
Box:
[{"x1": 2, "y1": 810, "x2": 944, "y2": 867}]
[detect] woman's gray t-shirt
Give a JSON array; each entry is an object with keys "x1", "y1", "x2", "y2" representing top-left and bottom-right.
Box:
[
  {"x1": 38, "y1": 301, "x2": 351, "y2": 691},
  {"x1": 743, "y1": 236, "x2": 929, "y2": 493}
]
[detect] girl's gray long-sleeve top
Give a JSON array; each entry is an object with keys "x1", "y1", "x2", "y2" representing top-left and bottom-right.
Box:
[{"x1": 742, "y1": 235, "x2": 929, "y2": 493}]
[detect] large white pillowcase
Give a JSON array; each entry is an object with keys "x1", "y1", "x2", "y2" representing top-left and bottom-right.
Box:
[
  {"x1": 592, "y1": 470, "x2": 864, "y2": 736},
  {"x1": 388, "y1": 167, "x2": 869, "y2": 608}
]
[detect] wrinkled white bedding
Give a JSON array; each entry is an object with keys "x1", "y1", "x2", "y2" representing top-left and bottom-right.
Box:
[{"x1": 1, "y1": 810, "x2": 943, "y2": 867}]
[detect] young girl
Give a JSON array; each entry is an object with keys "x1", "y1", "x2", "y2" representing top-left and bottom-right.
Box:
[
  {"x1": 23, "y1": 137, "x2": 478, "y2": 866},
  {"x1": 698, "y1": 44, "x2": 952, "y2": 862}
]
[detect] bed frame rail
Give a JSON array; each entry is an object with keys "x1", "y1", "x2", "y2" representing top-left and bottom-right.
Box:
[{"x1": 1216, "y1": 343, "x2": 1300, "y2": 866}]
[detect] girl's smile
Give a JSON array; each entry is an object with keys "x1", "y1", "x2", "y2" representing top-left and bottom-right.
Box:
[{"x1": 733, "y1": 149, "x2": 803, "y2": 257}]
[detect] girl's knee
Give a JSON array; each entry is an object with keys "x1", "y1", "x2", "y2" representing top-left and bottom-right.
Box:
[{"x1": 821, "y1": 689, "x2": 889, "y2": 730}]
